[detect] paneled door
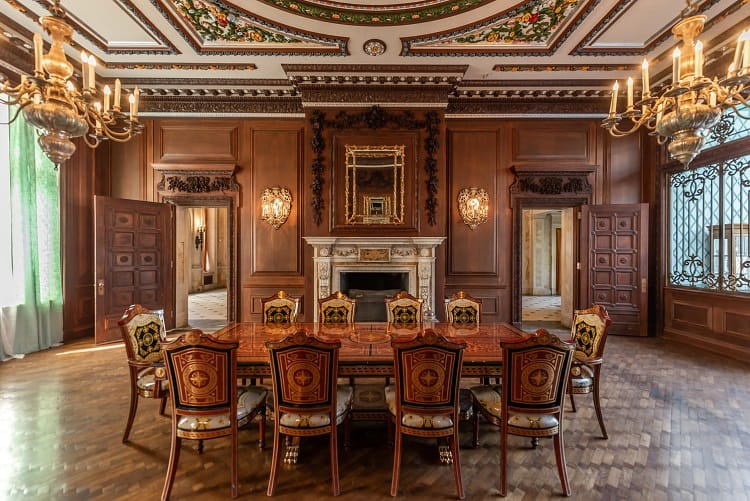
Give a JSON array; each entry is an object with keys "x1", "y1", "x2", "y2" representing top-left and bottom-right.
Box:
[
  {"x1": 579, "y1": 204, "x2": 648, "y2": 336},
  {"x1": 94, "y1": 196, "x2": 175, "y2": 344}
]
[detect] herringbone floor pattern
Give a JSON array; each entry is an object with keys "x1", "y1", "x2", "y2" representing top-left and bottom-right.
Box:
[{"x1": 1, "y1": 335, "x2": 749, "y2": 500}]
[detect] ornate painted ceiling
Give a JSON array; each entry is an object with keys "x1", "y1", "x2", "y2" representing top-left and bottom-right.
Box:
[{"x1": 1, "y1": 0, "x2": 749, "y2": 114}]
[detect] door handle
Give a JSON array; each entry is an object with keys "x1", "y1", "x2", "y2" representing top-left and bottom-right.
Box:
[{"x1": 97, "y1": 279, "x2": 105, "y2": 296}]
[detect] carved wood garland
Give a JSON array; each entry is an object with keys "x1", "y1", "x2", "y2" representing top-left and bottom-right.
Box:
[{"x1": 309, "y1": 105, "x2": 441, "y2": 226}]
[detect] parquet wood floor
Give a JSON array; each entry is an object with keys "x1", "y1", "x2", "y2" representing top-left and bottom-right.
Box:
[{"x1": 1, "y1": 335, "x2": 749, "y2": 500}]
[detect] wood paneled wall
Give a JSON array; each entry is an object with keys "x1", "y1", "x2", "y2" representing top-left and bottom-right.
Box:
[{"x1": 62, "y1": 113, "x2": 651, "y2": 339}]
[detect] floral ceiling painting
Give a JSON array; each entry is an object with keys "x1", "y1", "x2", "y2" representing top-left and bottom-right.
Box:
[
  {"x1": 165, "y1": 0, "x2": 348, "y2": 54},
  {"x1": 402, "y1": 0, "x2": 590, "y2": 56}
]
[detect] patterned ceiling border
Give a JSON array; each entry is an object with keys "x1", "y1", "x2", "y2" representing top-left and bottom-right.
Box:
[
  {"x1": 154, "y1": 0, "x2": 347, "y2": 55},
  {"x1": 570, "y1": 0, "x2": 732, "y2": 57},
  {"x1": 256, "y1": 0, "x2": 492, "y2": 25},
  {"x1": 401, "y1": 0, "x2": 600, "y2": 57},
  {"x1": 141, "y1": 95, "x2": 304, "y2": 114},
  {"x1": 105, "y1": 62, "x2": 257, "y2": 71},
  {"x1": 24, "y1": 0, "x2": 177, "y2": 55},
  {"x1": 491, "y1": 62, "x2": 637, "y2": 72}
]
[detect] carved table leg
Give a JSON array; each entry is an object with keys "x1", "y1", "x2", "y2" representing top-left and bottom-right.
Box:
[{"x1": 284, "y1": 437, "x2": 300, "y2": 464}]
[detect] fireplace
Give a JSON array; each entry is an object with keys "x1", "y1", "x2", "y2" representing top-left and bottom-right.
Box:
[
  {"x1": 304, "y1": 237, "x2": 445, "y2": 322},
  {"x1": 340, "y1": 272, "x2": 409, "y2": 321}
]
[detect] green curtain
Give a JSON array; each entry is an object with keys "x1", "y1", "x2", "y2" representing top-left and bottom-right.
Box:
[{"x1": 0, "y1": 110, "x2": 63, "y2": 358}]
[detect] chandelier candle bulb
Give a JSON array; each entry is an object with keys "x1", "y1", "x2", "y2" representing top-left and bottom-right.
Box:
[
  {"x1": 673, "y1": 47, "x2": 681, "y2": 83},
  {"x1": 641, "y1": 60, "x2": 650, "y2": 96},
  {"x1": 33, "y1": 33, "x2": 43, "y2": 75},
  {"x1": 743, "y1": 33, "x2": 750, "y2": 72},
  {"x1": 128, "y1": 94, "x2": 135, "y2": 120},
  {"x1": 733, "y1": 31, "x2": 746, "y2": 72},
  {"x1": 695, "y1": 41, "x2": 703, "y2": 78},
  {"x1": 103, "y1": 85, "x2": 110, "y2": 113},
  {"x1": 627, "y1": 77, "x2": 634, "y2": 109},
  {"x1": 609, "y1": 81, "x2": 619, "y2": 115},
  {"x1": 133, "y1": 87, "x2": 139, "y2": 117},
  {"x1": 113, "y1": 79, "x2": 121, "y2": 110},
  {"x1": 709, "y1": 91, "x2": 717, "y2": 107},
  {"x1": 80, "y1": 51, "x2": 88, "y2": 90},
  {"x1": 87, "y1": 55, "x2": 96, "y2": 91},
  {"x1": 728, "y1": 62, "x2": 736, "y2": 79}
]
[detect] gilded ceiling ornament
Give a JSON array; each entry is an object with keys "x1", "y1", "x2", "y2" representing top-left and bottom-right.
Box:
[{"x1": 363, "y1": 39, "x2": 387, "y2": 56}]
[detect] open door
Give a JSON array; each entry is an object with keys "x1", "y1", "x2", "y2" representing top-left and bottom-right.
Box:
[
  {"x1": 94, "y1": 196, "x2": 175, "y2": 344},
  {"x1": 579, "y1": 203, "x2": 648, "y2": 336}
]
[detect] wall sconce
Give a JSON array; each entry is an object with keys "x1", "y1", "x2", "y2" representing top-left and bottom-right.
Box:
[
  {"x1": 194, "y1": 225, "x2": 205, "y2": 249},
  {"x1": 458, "y1": 187, "x2": 489, "y2": 230},
  {"x1": 261, "y1": 187, "x2": 292, "y2": 229}
]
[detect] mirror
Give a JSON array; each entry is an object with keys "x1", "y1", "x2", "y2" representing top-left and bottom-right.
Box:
[{"x1": 345, "y1": 144, "x2": 405, "y2": 225}]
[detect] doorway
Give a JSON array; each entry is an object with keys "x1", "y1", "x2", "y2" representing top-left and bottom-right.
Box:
[
  {"x1": 172, "y1": 202, "x2": 235, "y2": 333},
  {"x1": 519, "y1": 208, "x2": 576, "y2": 333}
]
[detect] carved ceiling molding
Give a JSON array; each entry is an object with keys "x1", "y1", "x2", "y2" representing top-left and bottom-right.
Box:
[
  {"x1": 140, "y1": 95, "x2": 304, "y2": 115},
  {"x1": 299, "y1": 85, "x2": 454, "y2": 106},
  {"x1": 152, "y1": 0, "x2": 348, "y2": 56},
  {"x1": 257, "y1": 0, "x2": 492, "y2": 25},
  {"x1": 309, "y1": 105, "x2": 441, "y2": 226},
  {"x1": 447, "y1": 97, "x2": 607, "y2": 115}
]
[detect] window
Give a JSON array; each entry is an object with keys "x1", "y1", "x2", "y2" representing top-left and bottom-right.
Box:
[{"x1": 668, "y1": 108, "x2": 750, "y2": 293}]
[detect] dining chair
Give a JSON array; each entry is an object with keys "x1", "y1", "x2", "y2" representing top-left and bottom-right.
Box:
[
  {"x1": 318, "y1": 291, "x2": 356, "y2": 323},
  {"x1": 159, "y1": 329, "x2": 268, "y2": 500},
  {"x1": 445, "y1": 291, "x2": 481, "y2": 326},
  {"x1": 384, "y1": 290, "x2": 423, "y2": 323},
  {"x1": 265, "y1": 330, "x2": 353, "y2": 496},
  {"x1": 445, "y1": 290, "x2": 483, "y2": 419},
  {"x1": 261, "y1": 290, "x2": 300, "y2": 325},
  {"x1": 568, "y1": 304, "x2": 613, "y2": 438},
  {"x1": 469, "y1": 329, "x2": 575, "y2": 496},
  {"x1": 386, "y1": 329, "x2": 466, "y2": 499},
  {"x1": 118, "y1": 304, "x2": 169, "y2": 443}
]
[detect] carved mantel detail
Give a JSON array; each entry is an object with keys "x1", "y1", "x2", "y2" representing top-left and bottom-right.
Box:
[{"x1": 304, "y1": 236, "x2": 445, "y2": 321}]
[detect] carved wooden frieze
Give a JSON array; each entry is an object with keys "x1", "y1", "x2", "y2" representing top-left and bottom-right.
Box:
[
  {"x1": 152, "y1": 163, "x2": 239, "y2": 197},
  {"x1": 309, "y1": 105, "x2": 441, "y2": 226},
  {"x1": 510, "y1": 166, "x2": 593, "y2": 198}
]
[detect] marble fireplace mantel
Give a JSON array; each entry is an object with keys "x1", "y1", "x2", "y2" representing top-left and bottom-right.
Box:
[{"x1": 304, "y1": 236, "x2": 446, "y2": 322}]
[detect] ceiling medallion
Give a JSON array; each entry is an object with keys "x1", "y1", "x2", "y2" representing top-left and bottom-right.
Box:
[{"x1": 363, "y1": 39, "x2": 386, "y2": 56}]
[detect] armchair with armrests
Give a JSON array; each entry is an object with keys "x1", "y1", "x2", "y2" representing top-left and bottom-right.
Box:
[
  {"x1": 469, "y1": 329, "x2": 575, "y2": 496},
  {"x1": 261, "y1": 290, "x2": 300, "y2": 325},
  {"x1": 118, "y1": 304, "x2": 169, "y2": 444},
  {"x1": 568, "y1": 304, "x2": 613, "y2": 439},
  {"x1": 159, "y1": 329, "x2": 268, "y2": 500}
]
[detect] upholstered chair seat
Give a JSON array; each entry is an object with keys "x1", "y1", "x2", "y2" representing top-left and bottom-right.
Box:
[
  {"x1": 470, "y1": 384, "x2": 561, "y2": 436},
  {"x1": 569, "y1": 364, "x2": 595, "y2": 392},
  {"x1": 176, "y1": 386, "x2": 268, "y2": 433},
  {"x1": 384, "y1": 385, "x2": 453, "y2": 429},
  {"x1": 279, "y1": 385, "x2": 353, "y2": 428},
  {"x1": 135, "y1": 366, "x2": 166, "y2": 397}
]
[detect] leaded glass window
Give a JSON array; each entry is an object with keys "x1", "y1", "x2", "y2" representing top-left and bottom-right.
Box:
[{"x1": 668, "y1": 156, "x2": 750, "y2": 293}]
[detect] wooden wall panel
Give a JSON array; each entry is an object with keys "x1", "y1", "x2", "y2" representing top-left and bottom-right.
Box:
[
  {"x1": 154, "y1": 120, "x2": 239, "y2": 164},
  {"x1": 511, "y1": 121, "x2": 595, "y2": 164},
  {"x1": 607, "y1": 132, "x2": 644, "y2": 205},
  {"x1": 664, "y1": 288, "x2": 750, "y2": 361},
  {"x1": 248, "y1": 127, "x2": 303, "y2": 275},
  {"x1": 446, "y1": 128, "x2": 499, "y2": 276}
]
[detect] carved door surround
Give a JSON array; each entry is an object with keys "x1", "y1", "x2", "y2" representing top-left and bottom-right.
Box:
[
  {"x1": 509, "y1": 164, "x2": 594, "y2": 325},
  {"x1": 152, "y1": 163, "x2": 240, "y2": 323}
]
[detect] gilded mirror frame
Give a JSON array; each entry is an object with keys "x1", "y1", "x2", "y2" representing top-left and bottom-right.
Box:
[{"x1": 344, "y1": 144, "x2": 406, "y2": 225}]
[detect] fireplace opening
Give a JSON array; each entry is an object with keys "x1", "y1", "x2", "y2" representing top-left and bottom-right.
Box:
[{"x1": 340, "y1": 272, "x2": 409, "y2": 322}]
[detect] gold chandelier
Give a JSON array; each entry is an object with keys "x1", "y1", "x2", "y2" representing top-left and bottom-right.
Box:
[
  {"x1": 602, "y1": 6, "x2": 750, "y2": 168},
  {"x1": 0, "y1": 0, "x2": 142, "y2": 166}
]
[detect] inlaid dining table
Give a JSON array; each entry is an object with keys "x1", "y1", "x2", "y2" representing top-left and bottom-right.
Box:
[
  {"x1": 210, "y1": 321, "x2": 530, "y2": 464},
  {"x1": 211, "y1": 321, "x2": 531, "y2": 378}
]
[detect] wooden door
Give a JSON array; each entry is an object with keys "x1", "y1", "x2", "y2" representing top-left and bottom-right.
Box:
[
  {"x1": 579, "y1": 204, "x2": 648, "y2": 336},
  {"x1": 94, "y1": 196, "x2": 175, "y2": 344}
]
